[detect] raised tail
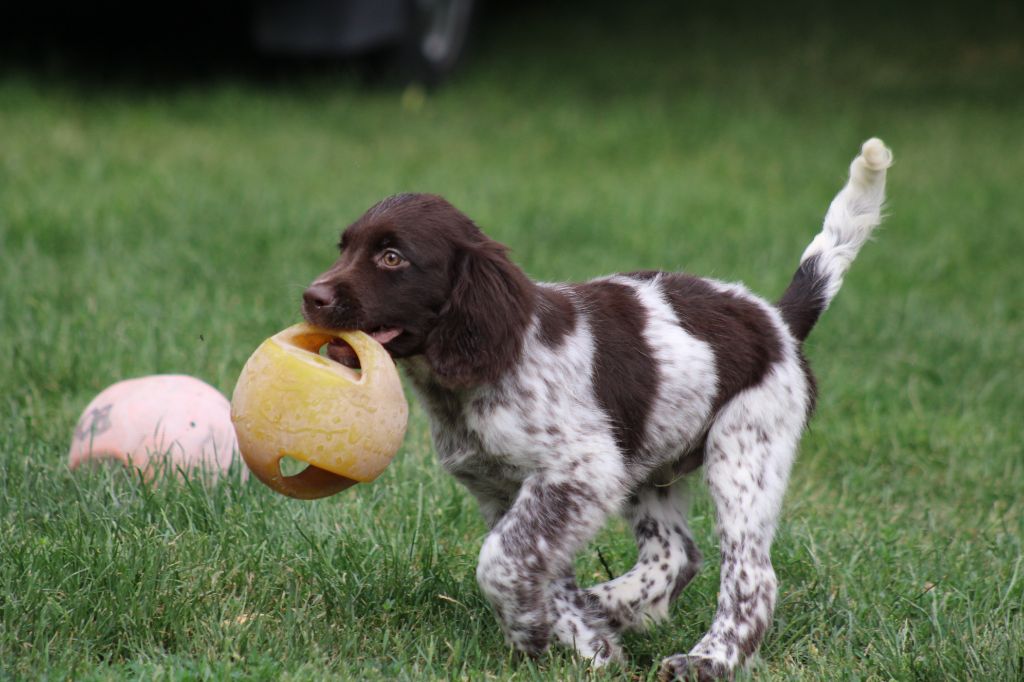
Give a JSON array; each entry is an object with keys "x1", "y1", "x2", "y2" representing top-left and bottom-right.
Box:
[{"x1": 777, "y1": 138, "x2": 893, "y2": 341}]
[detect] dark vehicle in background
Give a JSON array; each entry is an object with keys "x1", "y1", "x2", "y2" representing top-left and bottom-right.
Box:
[{"x1": 253, "y1": 0, "x2": 477, "y2": 85}]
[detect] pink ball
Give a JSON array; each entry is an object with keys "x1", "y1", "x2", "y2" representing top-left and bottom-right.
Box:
[{"x1": 68, "y1": 374, "x2": 245, "y2": 481}]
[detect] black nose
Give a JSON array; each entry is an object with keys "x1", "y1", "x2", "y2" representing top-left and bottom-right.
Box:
[{"x1": 303, "y1": 283, "x2": 333, "y2": 309}]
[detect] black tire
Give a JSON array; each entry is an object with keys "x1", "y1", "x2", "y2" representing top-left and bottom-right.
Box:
[{"x1": 397, "y1": 0, "x2": 476, "y2": 86}]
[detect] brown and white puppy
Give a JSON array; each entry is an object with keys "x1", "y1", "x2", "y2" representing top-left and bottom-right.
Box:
[{"x1": 302, "y1": 139, "x2": 892, "y2": 680}]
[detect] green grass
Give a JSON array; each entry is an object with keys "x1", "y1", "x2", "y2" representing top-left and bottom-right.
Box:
[{"x1": 2, "y1": 2, "x2": 1023, "y2": 679}]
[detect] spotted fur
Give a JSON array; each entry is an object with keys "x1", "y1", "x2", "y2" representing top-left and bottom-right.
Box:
[{"x1": 303, "y1": 139, "x2": 893, "y2": 679}]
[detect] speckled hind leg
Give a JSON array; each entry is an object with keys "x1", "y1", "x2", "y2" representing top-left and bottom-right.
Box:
[
  {"x1": 587, "y1": 479, "x2": 702, "y2": 631},
  {"x1": 660, "y1": 369, "x2": 807, "y2": 680}
]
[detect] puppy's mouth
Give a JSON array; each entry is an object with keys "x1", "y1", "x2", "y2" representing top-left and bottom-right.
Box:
[{"x1": 326, "y1": 327, "x2": 403, "y2": 368}]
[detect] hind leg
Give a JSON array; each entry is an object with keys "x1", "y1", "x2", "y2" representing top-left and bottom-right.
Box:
[
  {"x1": 660, "y1": 365, "x2": 808, "y2": 680},
  {"x1": 587, "y1": 477, "x2": 703, "y2": 631}
]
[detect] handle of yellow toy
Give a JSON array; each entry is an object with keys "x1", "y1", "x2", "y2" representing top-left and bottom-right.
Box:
[
  {"x1": 276, "y1": 325, "x2": 392, "y2": 382},
  {"x1": 250, "y1": 457, "x2": 359, "y2": 500}
]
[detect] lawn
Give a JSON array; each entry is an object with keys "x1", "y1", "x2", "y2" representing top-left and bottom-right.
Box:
[{"x1": 1, "y1": 2, "x2": 1022, "y2": 680}]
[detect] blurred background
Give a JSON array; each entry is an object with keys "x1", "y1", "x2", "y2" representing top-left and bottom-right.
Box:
[
  {"x1": 2, "y1": 0, "x2": 478, "y2": 86},
  {"x1": 3, "y1": 0, "x2": 1022, "y2": 87},
  {"x1": 1, "y1": 1, "x2": 1022, "y2": 679}
]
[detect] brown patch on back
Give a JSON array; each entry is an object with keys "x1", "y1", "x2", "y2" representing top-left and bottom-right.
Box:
[
  {"x1": 657, "y1": 273, "x2": 782, "y2": 413},
  {"x1": 573, "y1": 280, "x2": 658, "y2": 460}
]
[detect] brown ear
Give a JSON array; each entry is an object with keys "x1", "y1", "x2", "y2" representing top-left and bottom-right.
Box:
[{"x1": 425, "y1": 240, "x2": 534, "y2": 388}]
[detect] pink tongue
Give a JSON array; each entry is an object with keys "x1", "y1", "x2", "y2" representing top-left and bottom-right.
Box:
[{"x1": 371, "y1": 328, "x2": 403, "y2": 345}]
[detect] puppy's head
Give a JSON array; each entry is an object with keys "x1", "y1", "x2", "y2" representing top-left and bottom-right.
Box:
[{"x1": 303, "y1": 193, "x2": 533, "y2": 387}]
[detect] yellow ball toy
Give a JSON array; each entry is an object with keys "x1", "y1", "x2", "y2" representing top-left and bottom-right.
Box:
[{"x1": 230, "y1": 323, "x2": 408, "y2": 499}]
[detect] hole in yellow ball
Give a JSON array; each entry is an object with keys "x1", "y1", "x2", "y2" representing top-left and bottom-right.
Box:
[
  {"x1": 279, "y1": 456, "x2": 308, "y2": 477},
  {"x1": 317, "y1": 339, "x2": 362, "y2": 373}
]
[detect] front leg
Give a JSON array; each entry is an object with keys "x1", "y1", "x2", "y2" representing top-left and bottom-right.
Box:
[{"x1": 476, "y1": 473, "x2": 625, "y2": 664}]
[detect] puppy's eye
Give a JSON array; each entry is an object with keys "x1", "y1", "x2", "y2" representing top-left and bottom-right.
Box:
[{"x1": 379, "y1": 248, "x2": 406, "y2": 269}]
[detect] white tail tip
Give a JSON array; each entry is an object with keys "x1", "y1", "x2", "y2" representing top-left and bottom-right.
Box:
[{"x1": 859, "y1": 137, "x2": 894, "y2": 172}]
